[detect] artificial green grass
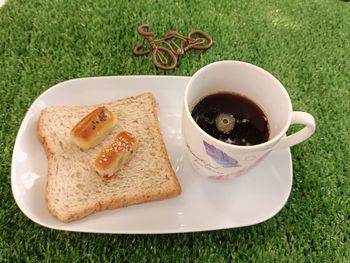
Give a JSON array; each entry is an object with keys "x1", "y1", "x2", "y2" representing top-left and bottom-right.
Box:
[{"x1": 1, "y1": 0, "x2": 350, "y2": 261}]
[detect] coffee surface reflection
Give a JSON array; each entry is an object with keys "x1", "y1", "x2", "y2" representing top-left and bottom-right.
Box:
[{"x1": 191, "y1": 92, "x2": 269, "y2": 146}]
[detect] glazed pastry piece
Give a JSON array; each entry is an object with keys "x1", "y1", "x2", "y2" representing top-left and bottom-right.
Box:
[
  {"x1": 70, "y1": 106, "x2": 116, "y2": 149},
  {"x1": 95, "y1": 131, "x2": 138, "y2": 178}
]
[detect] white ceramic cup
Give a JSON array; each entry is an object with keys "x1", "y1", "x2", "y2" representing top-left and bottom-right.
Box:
[{"x1": 182, "y1": 61, "x2": 316, "y2": 179}]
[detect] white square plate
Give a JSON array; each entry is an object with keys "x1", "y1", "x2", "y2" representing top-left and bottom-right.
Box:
[{"x1": 11, "y1": 76, "x2": 292, "y2": 234}]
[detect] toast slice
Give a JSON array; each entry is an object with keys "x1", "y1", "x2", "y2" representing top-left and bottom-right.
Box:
[{"x1": 38, "y1": 92, "x2": 181, "y2": 222}]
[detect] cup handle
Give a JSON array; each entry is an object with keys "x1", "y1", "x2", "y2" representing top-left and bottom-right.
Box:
[{"x1": 275, "y1": 111, "x2": 316, "y2": 149}]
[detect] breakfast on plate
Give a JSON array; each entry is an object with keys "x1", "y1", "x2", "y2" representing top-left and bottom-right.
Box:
[{"x1": 37, "y1": 92, "x2": 181, "y2": 222}]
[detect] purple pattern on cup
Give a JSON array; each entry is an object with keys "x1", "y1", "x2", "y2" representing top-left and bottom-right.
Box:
[
  {"x1": 203, "y1": 140, "x2": 240, "y2": 168},
  {"x1": 209, "y1": 150, "x2": 272, "y2": 180}
]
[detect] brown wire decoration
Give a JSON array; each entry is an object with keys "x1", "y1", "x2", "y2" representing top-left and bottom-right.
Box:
[{"x1": 133, "y1": 24, "x2": 213, "y2": 71}]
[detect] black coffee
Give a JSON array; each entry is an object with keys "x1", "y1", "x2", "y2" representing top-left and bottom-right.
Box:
[{"x1": 191, "y1": 92, "x2": 269, "y2": 146}]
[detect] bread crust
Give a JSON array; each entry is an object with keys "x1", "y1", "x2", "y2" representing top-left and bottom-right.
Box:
[{"x1": 37, "y1": 92, "x2": 181, "y2": 222}]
